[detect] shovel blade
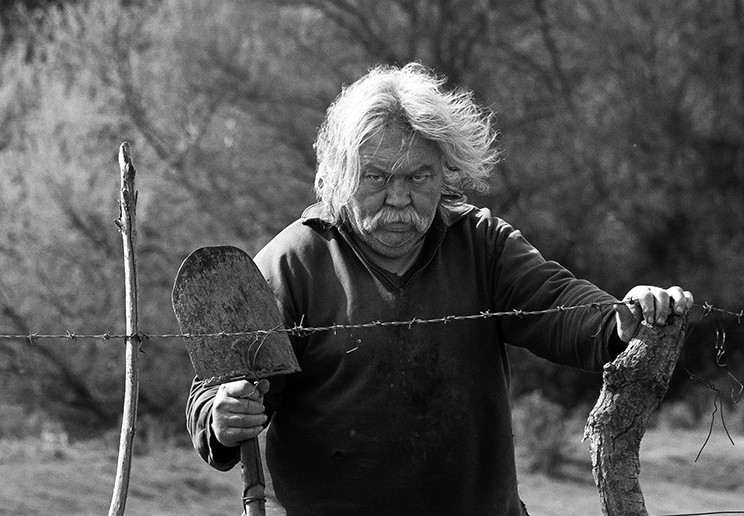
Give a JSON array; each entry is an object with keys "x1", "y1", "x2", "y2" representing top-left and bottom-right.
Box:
[{"x1": 172, "y1": 245, "x2": 300, "y2": 386}]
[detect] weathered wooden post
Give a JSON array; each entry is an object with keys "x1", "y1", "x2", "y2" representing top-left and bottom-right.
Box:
[
  {"x1": 584, "y1": 314, "x2": 687, "y2": 516},
  {"x1": 108, "y1": 142, "x2": 141, "y2": 516}
]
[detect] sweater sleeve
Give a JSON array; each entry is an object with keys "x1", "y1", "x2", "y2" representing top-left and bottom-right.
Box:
[
  {"x1": 487, "y1": 217, "x2": 623, "y2": 370},
  {"x1": 185, "y1": 376, "x2": 240, "y2": 471}
]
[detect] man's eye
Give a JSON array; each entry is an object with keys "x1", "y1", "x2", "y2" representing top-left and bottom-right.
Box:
[
  {"x1": 365, "y1": 173, "x2": 385, "y2": 183},
  {"x1": 411, "y1": 174, "x2": 430, "y2": 184}
]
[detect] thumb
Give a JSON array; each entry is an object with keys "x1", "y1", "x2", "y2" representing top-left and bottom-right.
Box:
[
  {"x1": 243, "y1": 378, "x2": 270, "y2": 401},
  {"x1": 254, "y1": 378, "x2": 270, "y2": 397},
  {"x1": 232, "y1": 378, "x2": 270, "y2": 401},
  {"x1": 615, "y1": 299, "x2": 642, "y2": 342}
]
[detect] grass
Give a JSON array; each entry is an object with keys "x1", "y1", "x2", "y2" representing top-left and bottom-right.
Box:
[
  {"x1": 0, "y1": 426, "x2": 742, "y2": 515},
  {"x1": 0, "y1": 437, "x2": 243, "y2": 515}
]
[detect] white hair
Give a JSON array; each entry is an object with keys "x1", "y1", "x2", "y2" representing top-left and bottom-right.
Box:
[{"x1": 314, "y1": 63, "x2": 501, "y2": 222}]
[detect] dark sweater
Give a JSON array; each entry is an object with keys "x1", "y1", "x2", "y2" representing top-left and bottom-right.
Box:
[{"x1": 186, "y1": 204, "x2": 622, "y2": 515}]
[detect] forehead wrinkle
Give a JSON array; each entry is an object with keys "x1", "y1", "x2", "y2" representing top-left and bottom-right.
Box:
[
  {"x1": 359, "y1": 128, "x2": 387, "y2": 167},
  {"x1": 391, "y1": 130, "x2": 418, "y2": 172},
  {"x1": 361, "y1": 129, "x2": 423, "y2": 174}
]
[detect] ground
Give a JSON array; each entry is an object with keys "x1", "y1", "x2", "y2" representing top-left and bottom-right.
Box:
[{"x1": 0, "y1": 427, "x2": 742, "y2": 515}]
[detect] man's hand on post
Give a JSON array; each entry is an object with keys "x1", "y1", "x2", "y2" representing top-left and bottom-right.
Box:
[
  {"x1": 211, "y1": 378, "x2": 270, "y2": 448},
  {"x1": 615, "y1": 285, "x2": 694, "y2": 343}
]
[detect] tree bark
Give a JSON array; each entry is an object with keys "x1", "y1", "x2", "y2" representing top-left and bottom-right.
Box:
[{"x1": 584, "y1": 315, "x2": 687, "y2": 516}]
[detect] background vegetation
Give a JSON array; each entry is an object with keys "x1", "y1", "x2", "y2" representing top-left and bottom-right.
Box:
[{"x1": 0, "y1": 0, "x2": 742, "y2": 445}]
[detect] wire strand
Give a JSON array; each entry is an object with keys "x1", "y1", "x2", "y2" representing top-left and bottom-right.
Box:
[{"x1": 0, "y1": 302, "x2": 740, "y2": 342}]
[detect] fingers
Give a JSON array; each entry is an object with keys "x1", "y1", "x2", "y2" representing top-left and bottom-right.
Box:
[
  {"x1": 615, "y1": 285, "x2": 694, "y2": 342},
  {"x1": 668, "y1": 286, "x2": 694, "y2": 316},
  {"x1": 211, "y1": 379, "x2": 270, "y2": 447},
  {"x1": 640, "y1": 287, "x2": 671, "y2": 325},
  {"x1": 623, "y1": 285, "x2": 693, "y2": 324}
]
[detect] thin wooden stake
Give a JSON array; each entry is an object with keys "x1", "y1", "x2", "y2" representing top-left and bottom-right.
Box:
[
  {"x1": 584, "y1": 315, "x2": 687, "y2": 516},
  {"x1": 109, "y1": 142, "x2": 141, "y2": 516}
]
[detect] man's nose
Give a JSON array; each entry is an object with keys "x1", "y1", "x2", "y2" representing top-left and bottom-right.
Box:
[{"x1": 385, "y1": 177, "x2": 411, "y2": 207}]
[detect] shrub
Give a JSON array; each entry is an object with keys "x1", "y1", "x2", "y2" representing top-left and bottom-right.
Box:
[
  {"x1": 0, "y1": 403, "x2": 28, "y2": 439},
  {"x1": 512, "y1": 392, "x2": 569, "y2": 476}
]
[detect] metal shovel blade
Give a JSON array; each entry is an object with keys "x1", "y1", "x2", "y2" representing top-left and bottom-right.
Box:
[{"x1": 172, "y1": 245, "x2": 300, "y2": 386}]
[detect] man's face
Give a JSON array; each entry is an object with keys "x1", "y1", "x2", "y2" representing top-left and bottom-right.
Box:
[{"x1": 345, "y1": 125, "x2": 443, "y2": 260}]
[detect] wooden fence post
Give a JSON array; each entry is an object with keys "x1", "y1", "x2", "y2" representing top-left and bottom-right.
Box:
[
  {"x1": 584, "y1": 314, "x2": 687, "y2": 516},
  {"x1": 108, "y1": 142, "x2": 141, "y2": 516}
]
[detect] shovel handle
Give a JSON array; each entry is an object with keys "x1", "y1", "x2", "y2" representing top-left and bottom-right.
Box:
[{"x1": 241, "y1": 437, "x2": 266, "y2": 516}]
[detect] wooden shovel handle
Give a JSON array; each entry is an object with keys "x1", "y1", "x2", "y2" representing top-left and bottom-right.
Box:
[{"x1": 241, "y1": 437, "x2": 266, "y2": 516}]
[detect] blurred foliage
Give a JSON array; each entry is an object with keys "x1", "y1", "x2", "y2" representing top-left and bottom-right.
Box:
[
  {"x1": 512, "y1": 391, "x2": 569, "y2": 476},
  {"x1": 0, "y1": 0, "x2": 742, "y2": 436}
]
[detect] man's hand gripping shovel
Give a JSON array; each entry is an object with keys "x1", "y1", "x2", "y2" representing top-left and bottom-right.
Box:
[{"x1": 172, "y1": 246, "x2": 300, "y2": 516}]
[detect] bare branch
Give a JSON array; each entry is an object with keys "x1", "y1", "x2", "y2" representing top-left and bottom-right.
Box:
[
  {"x1": 279, "y1": 0, "x2": 398, "y2": 62},
  {"x1": 533, "y1": 0, "x2": 577, "y2": 113}
]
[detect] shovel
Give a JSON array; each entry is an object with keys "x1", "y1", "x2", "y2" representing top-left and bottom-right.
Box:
[{"x1": 172, "y1": 245, "x2": 301, "y2": 516}]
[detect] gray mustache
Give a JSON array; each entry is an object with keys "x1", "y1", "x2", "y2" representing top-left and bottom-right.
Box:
[{"x1": 362, "y1": 207, "x2": 429, "y2": 233}]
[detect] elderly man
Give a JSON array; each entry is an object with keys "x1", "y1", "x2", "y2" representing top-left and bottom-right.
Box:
[{"x1": 186, "y1": 63, "x2": 693, "y2": 515}]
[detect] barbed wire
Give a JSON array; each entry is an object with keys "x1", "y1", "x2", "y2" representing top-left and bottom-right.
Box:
[{"x1": 0, "y1": 302, "x2": 742, "y2": 343}]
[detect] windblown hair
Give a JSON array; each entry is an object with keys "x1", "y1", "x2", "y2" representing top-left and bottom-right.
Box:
[{"x1": 314, "y1": 63, "x2": 501, "y2": 222}]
